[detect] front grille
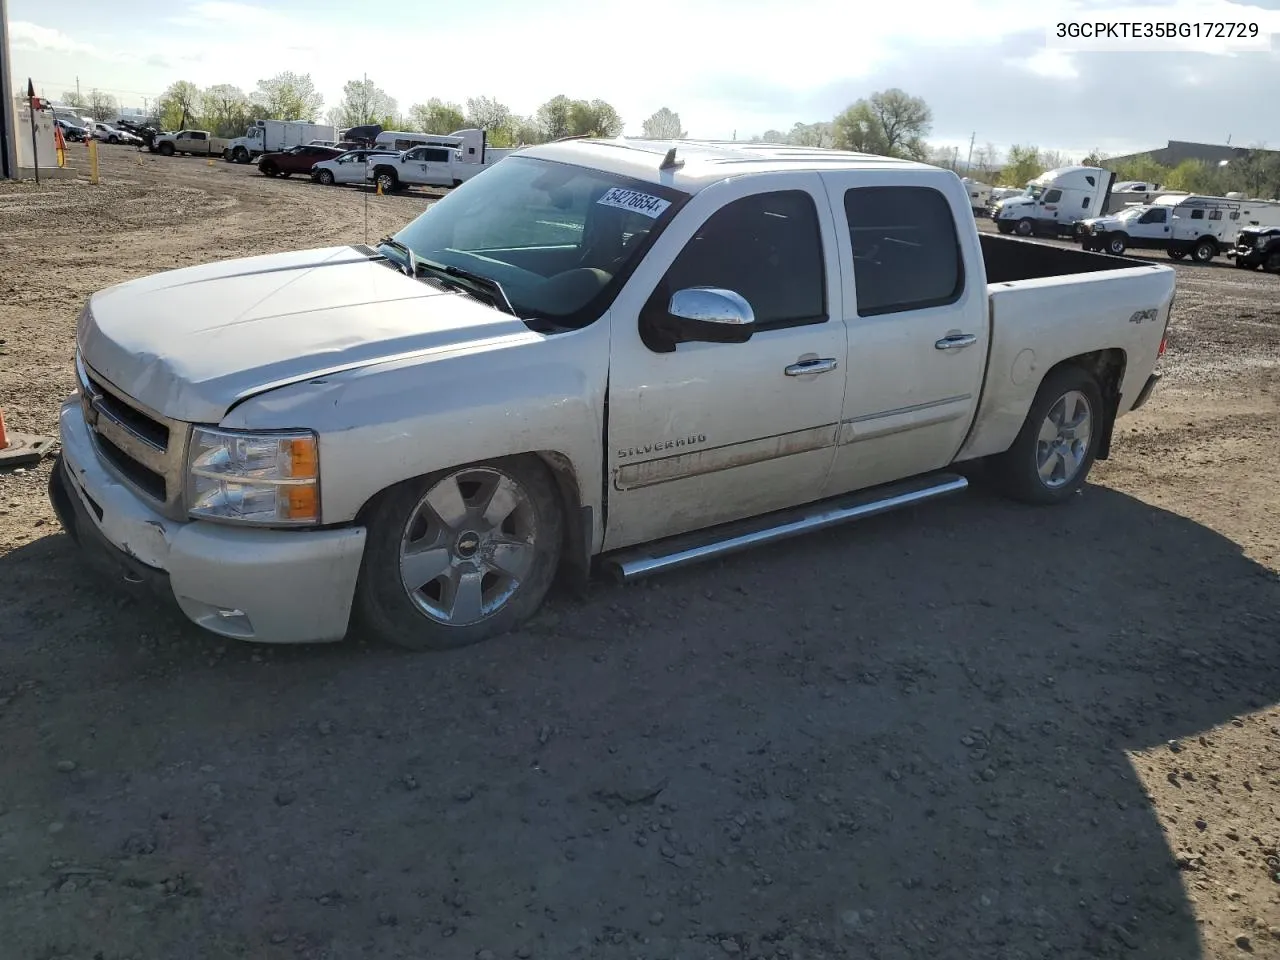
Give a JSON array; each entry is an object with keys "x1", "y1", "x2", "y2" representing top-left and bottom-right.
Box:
[
  {"x1": 76, "y1": 354, "x2": 189, "y2": 518},
  {"x1": 1237, "y1": 235, "x2": 1256, "y2": 251}
]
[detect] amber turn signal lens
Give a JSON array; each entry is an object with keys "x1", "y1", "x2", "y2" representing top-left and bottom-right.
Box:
[
  {"x1": 284, "y1": 484, "x2": 318, "y2": 521},
  {"x1": 287, "y1": 437, "x2": 318, "y2": 479}
]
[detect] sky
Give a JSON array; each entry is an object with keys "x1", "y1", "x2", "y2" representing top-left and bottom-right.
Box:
[{"x1": 6, "y1": 0, "x2": 1280, "y2": 161}]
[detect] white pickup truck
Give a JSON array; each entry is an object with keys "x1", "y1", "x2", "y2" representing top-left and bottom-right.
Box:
[
  {"x1": 49, "y1": 139, "x2": 1175, "y2": 651},
  {"x1": 366, "y1": 144, "x2": 516, "y2": 193}
]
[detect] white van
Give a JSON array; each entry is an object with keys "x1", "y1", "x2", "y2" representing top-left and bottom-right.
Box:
[
  {"x1": 992, "y1": 166, "x2": 1115, "y2": 236},
  {"x1": 1078, "y1": 194, "x2": 1280, "y2": 261}
]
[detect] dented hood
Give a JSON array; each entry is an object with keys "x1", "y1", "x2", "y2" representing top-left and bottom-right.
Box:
[{"x1": 77, "y1": 245, "x2": 533, "y2": 422}]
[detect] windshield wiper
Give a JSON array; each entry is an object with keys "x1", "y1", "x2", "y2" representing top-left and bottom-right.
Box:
[
  {"x1": 418, "y1": 258, "x2": 518, "y2": 318},
  {"x1": 377, "y1": 236, "x2": 417, "y2": 278}
]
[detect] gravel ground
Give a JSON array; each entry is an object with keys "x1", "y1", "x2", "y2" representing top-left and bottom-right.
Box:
[{"x1": 1, "y1": 145, "x2": 1279, "y2": 960}]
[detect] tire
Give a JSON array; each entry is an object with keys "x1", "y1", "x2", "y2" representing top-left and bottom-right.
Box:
[
  {"x1": 1192, "y1": 239, "x2": 1217, "y2": 263},
  {"x1": 1014, "y1": 218, "x2": 1034, "y2": 237},
  {"x1": 108, "y1": 135, "x2": 120, "y2": 144},
  {"x1": 355, "y1": 457, "x2": 564, "y2": 651},
  {"x1": 233, "y1": 147, "x2": 250, "y2": 163},
  {"x1": 1106, "y1": 232, "x2": 1127, "y2": 256},
  {"x1": 996, "y1": 221, "x2": 1014, "y2": 234},
  {"x1": 259, "y1": 162, "x2": 277, "y2": 177},
  {"x1": 1168, "y1": 248, "x2": 1187, "y2": 260},
  {"x1": 279, "y1": 171, "x2": 291, "y2": 178},
  {"x1": 375, "y1": 169, "x2": 398, "y2": 193},
  {"x1": 158, "y1": 142, "x2": 174, "y2": 156},
  {"x1": 990, "y1": 365, "x2": 1105, "y2": 506},
  {"x1": 316, "y1": 169, "x2": 335, "y2": 186},
  {"x1": 1266, "y1": 252, "x2": 1280, "y2": 273}
]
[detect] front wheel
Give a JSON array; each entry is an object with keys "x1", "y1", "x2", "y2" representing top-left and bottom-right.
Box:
[
  {"x1": 158, "y1": 142, "x2": 174, "y2": 156},
  {"x1": 996, "y1": 221, "x2": 1014, "y2": 234},
  {"x1": 316, "y1": 169, "x2": 335, "y2": 186},
  {"x1": 375, "y1": 170, "x2": 398, "y2": 193},
  {"x1": 355, "y1": 457, "x2": 564, "y2": 650},
  {"x1": 989, "y1": 366, "x2": 1104, "y2": 505},
  {"x1": 1106, "y1": 233, "x2": 1127, "y2": 256},
  {"x1": 259, "y1": 162, "x2": 277, "y2": 177},
  {"x1": 1014, "y1": 218, "x2": 1034, "y2": 237}
]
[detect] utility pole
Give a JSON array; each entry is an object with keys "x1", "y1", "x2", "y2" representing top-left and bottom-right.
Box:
[
  {"x1": 966, "y1": 131, "x2": 975, "y2": 171},
  {"x1": 76, "y1": 76, "x2": 80, "y2": 99}
]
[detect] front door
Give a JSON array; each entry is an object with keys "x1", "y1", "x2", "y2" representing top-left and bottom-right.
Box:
[
  {"x1": 818, "y1": 175, "x2": 988, "y2": 496},
  {"x1": 604, "y1": 174, "x2": 848, "y2": 551}
]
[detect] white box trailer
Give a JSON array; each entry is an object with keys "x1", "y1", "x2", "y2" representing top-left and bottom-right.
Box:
[{"x1": 225, "y1": 120, "x2": 338, "y2": 163}]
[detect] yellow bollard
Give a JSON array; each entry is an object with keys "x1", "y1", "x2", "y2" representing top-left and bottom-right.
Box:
[{"x1": 87, "y1": 139, "x2": 100, "y2": 185}]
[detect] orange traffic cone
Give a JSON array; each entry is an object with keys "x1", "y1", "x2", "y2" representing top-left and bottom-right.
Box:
[{"x1": 0, "y1": 407, "x2": 55, "y2": 468}]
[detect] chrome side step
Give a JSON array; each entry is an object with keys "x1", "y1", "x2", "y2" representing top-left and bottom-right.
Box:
[{"x1": 602, "y1": 472, "x2": 968, "y2": 583}]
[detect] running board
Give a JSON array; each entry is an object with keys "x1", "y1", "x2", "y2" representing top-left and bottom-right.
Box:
[{"x1": 601, "y1": 473, "x2": 968, "y2": 583}]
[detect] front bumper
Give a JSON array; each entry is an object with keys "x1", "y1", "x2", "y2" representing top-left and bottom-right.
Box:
[{"x1": 51, "y1": 398, "x2": 367, "y2": 643}]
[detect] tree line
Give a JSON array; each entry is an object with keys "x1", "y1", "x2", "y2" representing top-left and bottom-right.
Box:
[{"x1": 61, "y1": 73, "x2": 689, "y2": 148}]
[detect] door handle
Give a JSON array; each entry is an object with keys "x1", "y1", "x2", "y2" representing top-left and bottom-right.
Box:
[
  {"x1": 784, "y1": 357, "x2": 839, "y2": 376},
  {"x1": 935, "y1": 334, "x2": 978, "y2": 350}
]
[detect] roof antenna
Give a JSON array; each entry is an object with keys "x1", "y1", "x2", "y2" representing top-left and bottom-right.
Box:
[{"x1": 659, "y1": 146, "x2": 683, "y2": 170}]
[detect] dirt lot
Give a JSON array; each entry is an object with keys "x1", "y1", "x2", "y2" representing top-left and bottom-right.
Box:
[{"x1": 2, "y1": 144, "x2": 1279, "y2": 960}]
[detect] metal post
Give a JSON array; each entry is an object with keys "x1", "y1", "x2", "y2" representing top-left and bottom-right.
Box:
[
  {"x1": 0, "y1": 0, "x2": 18, "y2": 179},
  {"x1": 27, "y1": 78, "x2": 39, "y2": 184}
]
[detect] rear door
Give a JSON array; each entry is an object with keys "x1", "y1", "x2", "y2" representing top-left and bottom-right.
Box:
[{"x1": 819, "y1": 173, "x2": 989, "y2": 496}]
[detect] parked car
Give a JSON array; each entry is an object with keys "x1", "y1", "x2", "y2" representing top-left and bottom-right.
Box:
[
  {"x1": 56, "y1": 118, "x2": 89, "y2": 142},
  {"x1": 48, "y1": 139, "x2": 1176, "y2": 652},
  {"x1": 89, "y1": 122, "x2": 141, "y2": 146},
  {"x1": 258, "y1": 144, "x2": 344, "y2": 178},
  {"x1": 151, "y1": 130, "x2": 232, "y2": 157},
  {"x1": 311, "y1": 148, "x2": 398, "y2": 186}
]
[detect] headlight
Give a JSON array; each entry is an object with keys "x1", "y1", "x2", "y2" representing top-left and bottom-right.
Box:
[{"x1": 186, "y1": 427, "x2": 320, "y2": 526}]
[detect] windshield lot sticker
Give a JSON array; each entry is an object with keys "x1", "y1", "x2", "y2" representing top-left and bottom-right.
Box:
[{"x1": 597, "y1": 187, "x2": 671, "y2": 219}]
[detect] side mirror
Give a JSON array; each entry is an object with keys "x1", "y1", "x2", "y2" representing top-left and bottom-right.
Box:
[{"x1": 641, "y1": 287, "x2": 755, "y2": 352}]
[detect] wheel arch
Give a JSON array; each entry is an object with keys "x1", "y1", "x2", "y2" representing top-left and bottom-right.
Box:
[
  {"x1": 1036, "y1": 348, "x2": 1127, "y2": 460},
  {"x1": 350, "y1": 450, "x2": 593, "y2": 596}
]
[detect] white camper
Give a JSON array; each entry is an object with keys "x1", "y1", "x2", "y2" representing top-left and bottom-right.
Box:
[
  {"x1": 992, "y1": 166, "x2": 1115, "y2": 237},
  {"x1": 961, "y1": 178, "x2": 992, "y2": 212}
]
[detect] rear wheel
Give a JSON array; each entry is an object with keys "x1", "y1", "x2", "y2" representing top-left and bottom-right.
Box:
[
  {"x1": 1192, "y1": 239, "x2": 1217, "y2": 263},
  {"x1": 989, "y1": 366, "x2": 1104, "y2": 505},
  {"x1": 355, "y1": 457, "x2": 563, "y2": 650}
]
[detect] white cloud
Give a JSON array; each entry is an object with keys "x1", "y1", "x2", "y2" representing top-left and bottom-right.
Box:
[
  {"x1": 1014, "y1": 50, "x2": 1081, "y2": 79},
  {"x1": 10, "y1": 21, "x2": 107, "y2": 58}
]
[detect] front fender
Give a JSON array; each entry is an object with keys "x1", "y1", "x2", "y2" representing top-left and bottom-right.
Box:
[{"x1": 220, "y1": 318, "x2": 610, "y2": 551}]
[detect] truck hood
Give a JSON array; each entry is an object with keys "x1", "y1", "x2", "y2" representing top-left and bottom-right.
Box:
[{"x1": 78, "y1": 245, "x2": 536, "y2": 423}]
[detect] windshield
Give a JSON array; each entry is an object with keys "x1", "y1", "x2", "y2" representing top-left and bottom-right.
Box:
[
  {"x1": 1026, "y1": 184, "x2": 1045, "y2": 200},
  {"x1": 1117, "y1": 206, "x2": 1146, "y2": 220},
  {"x1": 387, "y1": 156, "x2": 688, "y2": 329}
]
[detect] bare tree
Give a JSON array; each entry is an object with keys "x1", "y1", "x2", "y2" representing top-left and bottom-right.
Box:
[
  {"x1": 61, "y1": 90, "x2": 88, "y2": 110},
  {"x1": 642, "y1": 107, "x2": 686, "y2": 139},
  {"x1": 408, "y1": 99, "x2": 465, "y2": 134},
  {"x1": 87, "y1": 89, "x2": 118, "y2": 122}
]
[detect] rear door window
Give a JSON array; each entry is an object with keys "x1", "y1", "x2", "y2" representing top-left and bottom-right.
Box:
[{"x1": 842, "y1": 186, "x2": 964, "y2": 317}]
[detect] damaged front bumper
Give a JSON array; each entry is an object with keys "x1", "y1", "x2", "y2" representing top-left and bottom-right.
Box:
[{"x1": 49, "y1": 398, "x2": 367, "y2": 643}]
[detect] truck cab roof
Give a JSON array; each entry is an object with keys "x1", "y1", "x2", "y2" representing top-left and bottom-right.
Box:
[{"x1": 516, "y1": 138, "x2": 936, "y2": 194}]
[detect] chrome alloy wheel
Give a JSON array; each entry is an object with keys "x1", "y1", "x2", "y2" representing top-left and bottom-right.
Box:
[
  {"x1": 1036, "y1": 389, "x2": 1093, "y2": 489},
  {"x1": 398, "y1": 467, "x2": 538, "y2": 625}
]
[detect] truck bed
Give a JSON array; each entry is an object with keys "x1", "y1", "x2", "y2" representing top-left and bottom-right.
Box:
[{"x1": 980, "y1": 232, "x2": 1146, "y2": 284}]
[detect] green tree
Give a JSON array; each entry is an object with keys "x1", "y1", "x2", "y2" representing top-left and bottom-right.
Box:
[
  {"x1": 465, "y1": 95, "x2": 513, "y2": 132},
  {"x1": 201, "y1": 84, "x2": 251, "y2": 138},
  {"x1": 157, "y1": 80, "x2": 202, "y2": 130},
  {"x1": 510, "y1": 115, "x2": 544, "y2": 146},
  {"x1": 408, "y1": 98, "x2": 466, "y2": 133},
  {"x1": 642, "y1": 107, "x2": 686, "y2": 139},
  {"x1": 834, "y1": 89, "x2": 931, "y2": 159},
  {"x1": 1081, "y1": 148, "x2": 1108, "y2": 167},
  {"x1": 568, "y1": 99, "x2": 623, "y2": 137},
  {"x1": 253, "y1": 72, "x2": 323, "y2": 121},
  {"x1": 535, "y1": 95, "x2": 575, "y2": 140},
  {"x1": 1001, "y1": 144, "x2": 1044, "y2": 186},
  {"x1": 1112, "y1": 154, "x2": 1169, "y2": 185},
  {"x1": 790, "y1": 121, "x2": 834, "y2": 148},
  {"x1": 334, "y1": 77, "x2": 396, "y2": 129}
]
